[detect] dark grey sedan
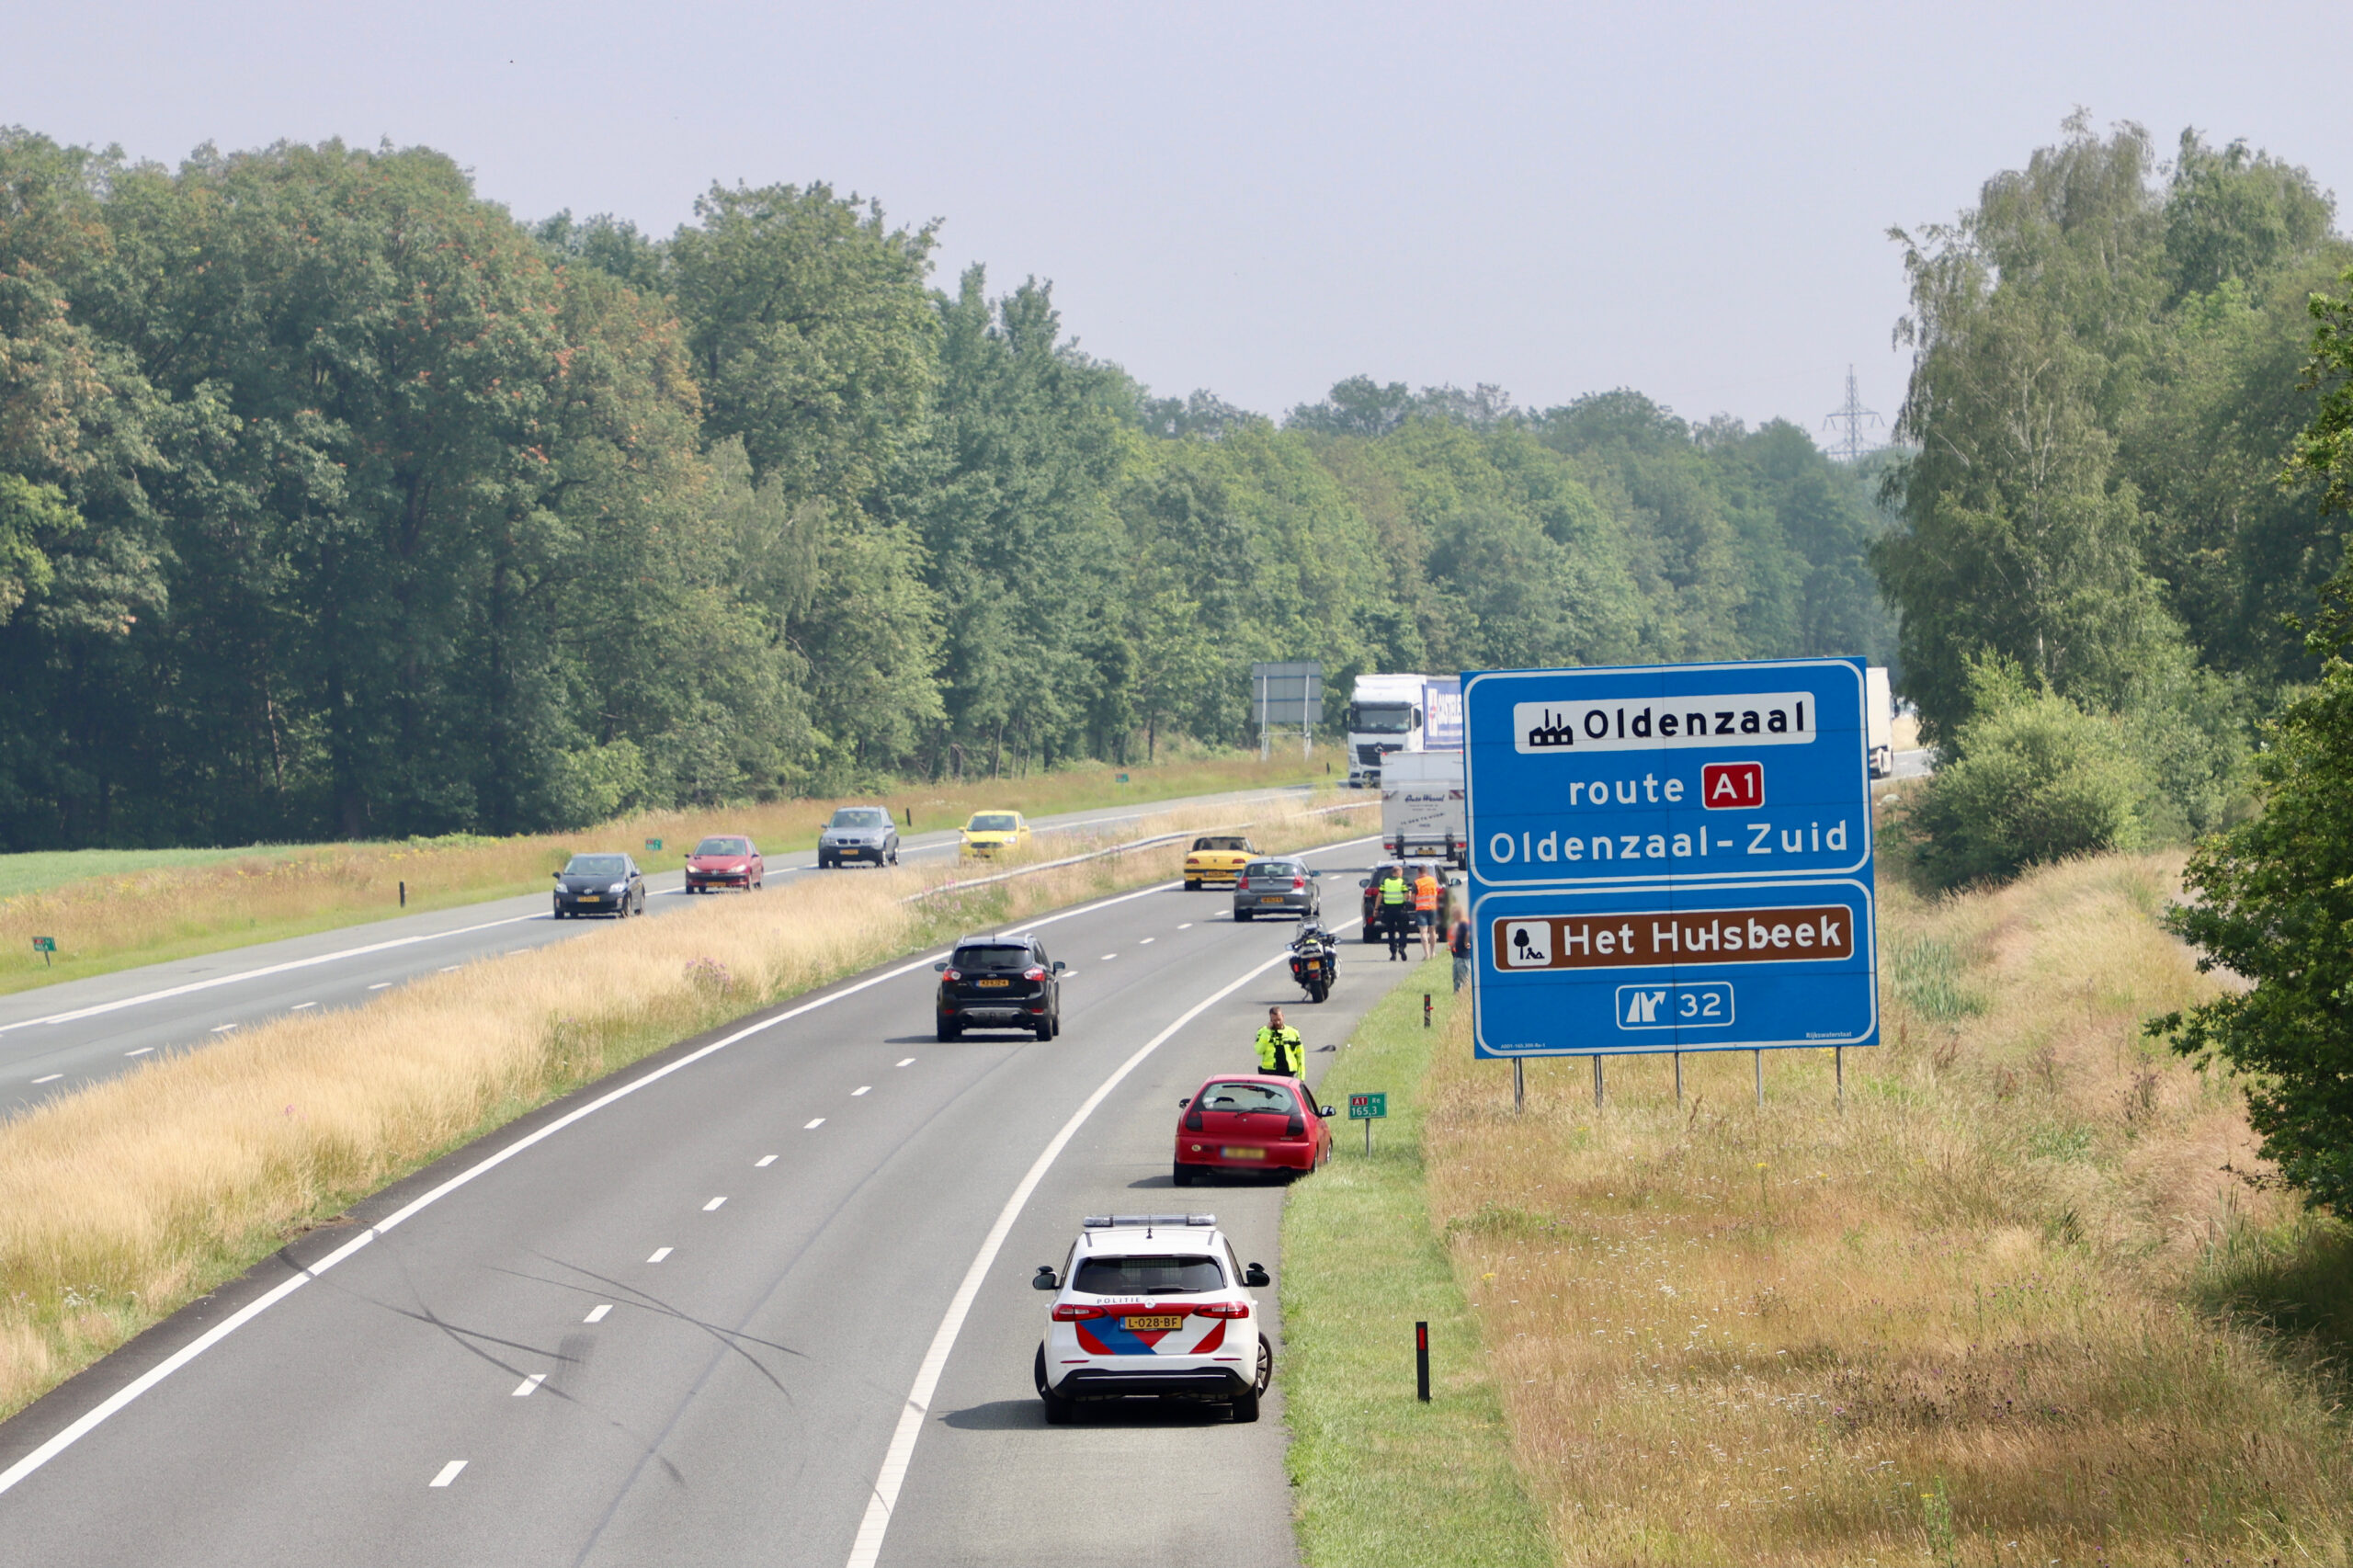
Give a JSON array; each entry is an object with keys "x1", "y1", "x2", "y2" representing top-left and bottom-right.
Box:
[
  {"x1": 1233, "y1": 858, "x2": 1320, "y2": 923},
  {"x1": 552, "y1": 852, "x2": 646, "y2": 918},
  {"x1": 820, "y1": 805, "x2": 901, "y2": 869}
]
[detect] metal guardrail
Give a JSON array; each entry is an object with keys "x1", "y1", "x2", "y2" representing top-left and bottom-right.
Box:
[{"x1": 901, "y1": 800, "x2": 1375, "y2": 903}]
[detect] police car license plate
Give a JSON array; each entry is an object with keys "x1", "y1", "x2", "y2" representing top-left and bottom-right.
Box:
[
  {"x1": 1221, "y1": 1146, "x2": 1267, "y2": 1160},
  {"x1": 1122, "y1": 1314, "x2": 1183, "y2": 1332},
  {"x1": 976, "y1": 978, "x2": 1010, "y2": 987}
]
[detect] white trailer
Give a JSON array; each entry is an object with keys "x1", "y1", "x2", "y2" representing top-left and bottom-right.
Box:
[
  {"x1": 1381, "y1": 750, "x2": 1466, "y2": 866},
  {"x1": 1866, "y1": 666, "x2": 1894, "y2": 778}
]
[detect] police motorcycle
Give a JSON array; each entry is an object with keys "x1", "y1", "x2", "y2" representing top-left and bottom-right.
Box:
[{"x1": 1288, "y1": 923, "x2": 1340, "y2": 1004}]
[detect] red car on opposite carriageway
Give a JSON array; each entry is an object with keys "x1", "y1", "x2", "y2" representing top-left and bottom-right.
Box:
[
  {"x1": 1172, "y1": 1074, "x2": 1335, "y2": 1186},
  {"x1": 685, "y1": 834, "x2": 765, "y2": 893}
]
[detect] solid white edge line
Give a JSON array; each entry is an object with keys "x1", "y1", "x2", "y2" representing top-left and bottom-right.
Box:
[
  {"x1": 841, "y1": 910, "x2": 1366, "y2": 1568},
  {"x1": 0, "y1": 910, "x2": 547, "y2": 1036},
  {"x1": 0, "y1": 834, "x2": 1379, "y2": 1504}
]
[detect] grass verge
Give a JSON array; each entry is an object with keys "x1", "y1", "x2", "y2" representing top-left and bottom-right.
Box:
[
  {"x1": 0, "y1": 751, "x2": 1325, "y2": 997},
  {"x1": 0, "y1": 796, "x2": 1376, "y2": 1423},
  {"x1": 1423, "y1": 851, "x2": 2353, "y2": 1566},
  {"x1": 1283, "y1": 960, "x2": 1552, "y2": 1567}
]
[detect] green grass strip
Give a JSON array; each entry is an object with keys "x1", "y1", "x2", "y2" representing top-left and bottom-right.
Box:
[{"x1": 1282, "y1": 961, "x2": 1552, "y2": 1567}]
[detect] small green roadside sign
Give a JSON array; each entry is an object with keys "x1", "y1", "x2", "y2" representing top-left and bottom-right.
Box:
[
  {"x1": 644, "y1": 838, "x2": 663, "y2": 853},
  {"x1": 1348, "y1": 1090, "x2": 1387, "y2": 1154},
  {"x1": 32, "y1": 936, "x2": 56, "y2": 968}
]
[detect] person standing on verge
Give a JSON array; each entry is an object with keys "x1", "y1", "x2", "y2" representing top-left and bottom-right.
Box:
[
  {"x1": 1378, "y1": 865, "x2": 1410, "y2": 960},
  {"x1": 1450, "y1": 908, "x2": 1473, "y2": 992},
  {"x1": 1413, "y1": 864, "x2": 1442, "y2": 959},
  {"x1": 1255, "y1": 1006, "x2": 1305, "y2": 1079}
]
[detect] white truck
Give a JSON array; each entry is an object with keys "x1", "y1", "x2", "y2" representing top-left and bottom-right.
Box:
[
  {"x1": 1345, "y1": 673, "x2": 1431, "y2": 789},
  {"x1": 1866, "y1": 666, "x2": 1894, "y2": 778},
  {"x1": 1381, "y1": 749, "x2": 1466, "y2": 866}
]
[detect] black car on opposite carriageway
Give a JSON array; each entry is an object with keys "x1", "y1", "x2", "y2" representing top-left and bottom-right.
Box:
[
  {"x1": 934, "y1": 932, "x2": 1066, "y2": 1041},
  {"x1": 552, "y1": 852, "x2": 646, "y2": 918}
]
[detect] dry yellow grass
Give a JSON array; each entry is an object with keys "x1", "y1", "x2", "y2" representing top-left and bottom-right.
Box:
[
  {"x1": 0, "y1": 796, "x2": 1376, "y2": 1419},
  {"x1": 1425, "y1": 852, "x2": 2353, "y2": 1566},
  {"x1": 0, "y1": 751, "x2": 1327, "y2": 994}
]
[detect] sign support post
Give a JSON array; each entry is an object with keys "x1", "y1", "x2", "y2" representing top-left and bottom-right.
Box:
[
  {"x1": 1512, "y1": 1059, "x2": 1524, "y2": 1113},
  {"x1": 1674, "y1": 1051, "x2": 1683, "y2": 1105},
  {"x1": 1593, "y1": 1056, "x2": 1604, "y2": 1108}
]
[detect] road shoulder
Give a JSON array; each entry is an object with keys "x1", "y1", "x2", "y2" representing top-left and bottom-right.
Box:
[{"x1": 1279, "y1": 964, "x2": 1551, "y2": 1567}]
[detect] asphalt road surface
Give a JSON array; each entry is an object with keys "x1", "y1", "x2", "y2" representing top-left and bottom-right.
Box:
[
  {"x1": 0, "y1": 835, "x2": 1419, "y2": 1566},
  {"x1": 0, "y1": 786, "x2": 1313, "y2": 1115}
]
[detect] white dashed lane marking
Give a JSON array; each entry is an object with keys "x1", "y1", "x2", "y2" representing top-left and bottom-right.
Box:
[
  {"x1": 209, "y1": 1024, "x2": 236, "y2": 1034},
  {"x1": 896, "y1": 1058, "x2": 915, "y2": 1067},
  {"x1": 646, "y1": 1247, "x2": 672, "y2": 1264},
  {"x1": 755, "y1": 1155, "x2": 777, "y2": 1167},
  {"x1": 124, "y1": 1048, "x2": 152, "y2": 1058},
  {"x1": 290, "y1": 1002, "x2": 316, "y2": 1011},
  {"x1": 512, "y1": 1374, "x2": 545, "y2": 1397},
  {"x1": 852, "y1": 1085, "x2": 870, "y2": 1096},
  {"x1": 429, "y1": 1460, "x2": 466, "y2": 1488},
  {"x1": 584, "y1": 1305, "x2": 612, "y2": 1324},
  {"x1": 1098, "y1": 954, "x2": 1117, "y2": 961},
  {"x1": 30, "y1": 1074, "x2": 61, "y2": 1085},
  {"x1": 366, "y1": 983, "x2": 391, "y2": 991},
  {"x1": 1176, "y1": 923, "x2": 1193, "y2": 930},
  {"x1": 702, "y1": 1197, "x2": 726, "y2": 1211},
  {"x1": 804, "y1": 1119, "x2": 824, "y2": 1131}
]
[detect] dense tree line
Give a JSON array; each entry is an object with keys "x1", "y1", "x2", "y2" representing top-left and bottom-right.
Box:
[
  {"x1": 1878, "y1": 114, "x2": 2350, "y2": 861},
  {"x1": 0, "y1": 131, "x2": 1888, "y2": 849}
]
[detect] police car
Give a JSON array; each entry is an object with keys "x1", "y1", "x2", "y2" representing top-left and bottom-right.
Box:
[{"x1": 1031, "y1": 1214, "x2": 1274, "y2": 1425}]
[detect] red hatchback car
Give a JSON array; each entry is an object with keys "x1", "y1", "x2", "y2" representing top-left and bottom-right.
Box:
[
  {"x1": 685, "y1": 835, "x2": 765, "y2": 893},
  {"x1": 1173, "y1": 1075, "x2": 1335, "y2": 1186}
]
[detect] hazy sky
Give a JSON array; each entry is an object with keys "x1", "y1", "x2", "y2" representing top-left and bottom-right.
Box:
[{"x1": 10, "y1": 1, "x2": 2347, "y2": 442}]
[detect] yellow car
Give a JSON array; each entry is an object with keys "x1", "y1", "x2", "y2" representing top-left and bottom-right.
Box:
[
  {"x1": 1182, "y1": 835, "x2": 1257, "y2": 890},
  {"x1": 960, "y1": 810, "x2": 1031, "y2": 860}
]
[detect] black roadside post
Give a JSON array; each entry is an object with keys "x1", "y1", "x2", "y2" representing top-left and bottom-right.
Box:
[
  {"x1": 399, "y1": 881, "x2": 405, "y2": 908},
  {"x1": 1423, "y1": 993, "x2": 1432, "y2": 1028},
  {"x1": 1415, "y1": 1322, "x2": 1430, "y2": 1402}
]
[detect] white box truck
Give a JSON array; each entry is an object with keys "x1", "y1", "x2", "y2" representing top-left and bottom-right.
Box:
[
  {"x1": 1866, "y1": 666, "x2": 1894, "y2": 778},
  {"x1": 1345, "y1": 673, "x2": 1431, "y2": 788},
  {"x1": 1381, "y1": 750, "x2": 1466, "y2": 866}
]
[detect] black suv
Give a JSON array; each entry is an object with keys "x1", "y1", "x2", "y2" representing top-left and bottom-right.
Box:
[{"x1": 935, "y1": 934, "x2": 1066, "y2": 1041}]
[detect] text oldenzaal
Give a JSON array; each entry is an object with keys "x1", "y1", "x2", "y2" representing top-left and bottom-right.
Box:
[
  {"x1": 1491, "y1": 906, "x2": 1856, "y2": 970},
  {"x1": 1511, "y1": 692, "x2": 1816, "y2": 755},
  {"x1": 1486, "y1": 819, "x2": 1851, "y2": 866}
]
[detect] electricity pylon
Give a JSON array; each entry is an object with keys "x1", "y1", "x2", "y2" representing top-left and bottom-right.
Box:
[{"x1": 1821, "y1": 365, "x2": 1883, "y2": 462}]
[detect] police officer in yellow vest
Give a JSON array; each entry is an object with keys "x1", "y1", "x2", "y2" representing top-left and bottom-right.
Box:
[
  {"x1": 1378, "y1": 866, "x2": 1411, "y2": 960},
  {"x1": 1256, "y1": 1006, "x2": 1304, "y2": 1078}
]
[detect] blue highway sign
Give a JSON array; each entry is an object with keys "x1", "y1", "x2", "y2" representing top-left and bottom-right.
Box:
[{"x1": 1462, "y1": 657, "x2": 1878, "y2": 1058}]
